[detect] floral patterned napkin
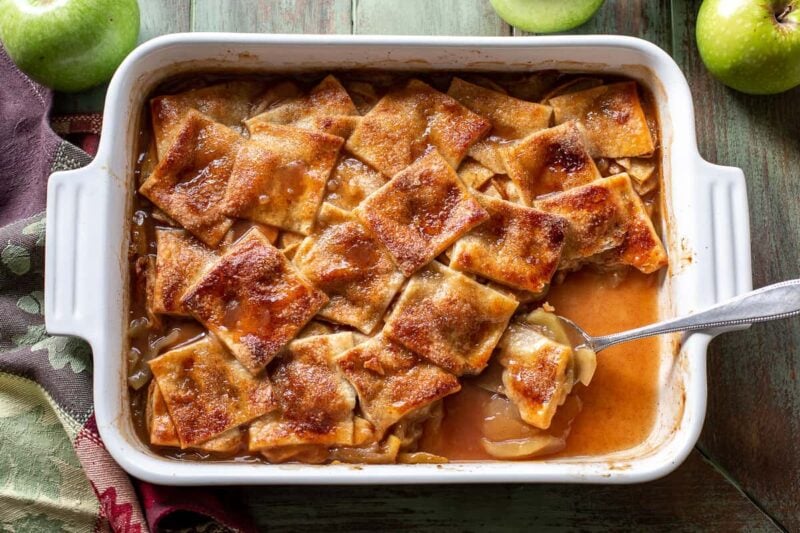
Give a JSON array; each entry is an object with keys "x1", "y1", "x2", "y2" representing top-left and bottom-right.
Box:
[{"x1": 0, "y1": 45, "x2": 253, "y2": 533}]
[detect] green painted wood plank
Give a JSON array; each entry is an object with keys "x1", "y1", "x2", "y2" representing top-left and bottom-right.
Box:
[
  {"x1": 354, "y1": 0, "x2": 510, "y2": 36},
  {"x1": 191, "y1": 0, "x2": 352, "y2": 33},
  {"x1": 511, "y1": 0, "x2": 673, "y2": 52},
  {"x1": 52, "y1": 0, "x2": 191, "y2": 114},
  {"x1": 671, "y1": 1, "x2": 800, "y2": 530},
  {"x1": 140, "y1": 0, "x2": 191, "y2": 41},
  {"x1": 242, "y1": 451, "x2": 777, "y2": 531}
]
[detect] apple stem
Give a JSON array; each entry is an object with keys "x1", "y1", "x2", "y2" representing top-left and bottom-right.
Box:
[{"x1": 776, "y1": 5, "x2": 793, "y2": 23}]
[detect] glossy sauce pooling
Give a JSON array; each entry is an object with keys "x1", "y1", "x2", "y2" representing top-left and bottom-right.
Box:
[{"x1": 420, "y1": 269, "x2": 661, "y2": 459}]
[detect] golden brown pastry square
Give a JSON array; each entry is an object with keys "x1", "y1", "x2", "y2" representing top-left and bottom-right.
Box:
[
  {"x1": 335, "y1": 334, "x2": 460, "y2": 438},
  {"x1": 293, "y1": 203, "x2": 405, "y2": 334},
  {"x1": 500, "y1": 121, "x2": 601, "y2": 205},
  {"x1": 450, "y1": 192, "x2": 568, "y2": 294},
  {"x1": 447, "y1": 77, "x2": 553, "y2": 173},
  {"x1": 346, "y1": 79, "x2": 490, "y2": 176},
  {"x1": 223, "y1": 124, "x2": 343, "y2": 235},
  {"x1": 249, "y1": 333, "x2": 357, "y2": 449},
  {"x1": 497, "y1": 321, "x2": 574, "y2": 430},
  {"x1": 534, "y1": 176, "x2": 628, "y2": 267},
  {"x1": 139, "y1": 110, "x2": 243, "y2": 246},
  {"x1": 593, "y1": 175, "x2": 669, "y2": 274},
  {"x1": 248, "y1": 75, "x2": 360, "y2": 139},
  {"x1": 150, "y1": 81, "x2": 264, "y2": 159},
  {"x1": 384, "y1": 261, "x2": 518, "y2": 375},
  {"x1": 354, "y1": 149, "x2": 489, "y2": 276},
  {"x1": 323, "y1": 156, "x2": 387, "y2": 211},
  {"x1": 146, "y1": 380, "x2": 244, "y2": 453},
  {"x1": 148, "y1": 336, "x2": 274, "y2": 448},
  {"x1": 534, "y1": 173, "x2": 667, "y2": 273},
  {"x1": 181, "y1": 227, "x2": 329, "y2": 374},
  {"x1": 150, "y1": 228, "x2": 215, "y2": 316},
  {"x1": 549, "y1": 82, "x2": 655, "y2": 158}
]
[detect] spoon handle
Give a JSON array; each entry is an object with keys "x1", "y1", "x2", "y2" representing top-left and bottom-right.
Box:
[{"x1": 591, "y1": 279, "x2": 800, "y2": 352}]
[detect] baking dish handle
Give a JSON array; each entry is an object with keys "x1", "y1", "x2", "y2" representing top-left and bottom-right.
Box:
[
  {"x1": 44, "y1": 164, "x2": 108, "y2": 344},
  {"x1": 697, "y1": 159, "x2": 753, "y2": 329}
]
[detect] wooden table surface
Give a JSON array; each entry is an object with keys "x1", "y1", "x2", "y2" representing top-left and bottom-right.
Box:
[{"x1": 55, "y1": 1, "x2": 800, "y2": 530}]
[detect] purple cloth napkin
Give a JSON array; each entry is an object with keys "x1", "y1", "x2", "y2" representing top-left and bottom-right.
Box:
[{"x1": 0, "y1": 44, "x2": 254, "y2": 533}]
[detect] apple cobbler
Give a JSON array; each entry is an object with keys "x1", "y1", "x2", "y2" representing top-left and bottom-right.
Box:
[{"x1": 128, "y1": 72, "x2": 667, "y2": 463}]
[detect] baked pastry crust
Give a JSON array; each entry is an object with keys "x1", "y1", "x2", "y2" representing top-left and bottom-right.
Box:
[
  {"x1": 336, "y1": 334, "x2": 460, "y2": 437},
  {"x1": 549, "y1": 82, "x2": 655, "y2": 158},
  {"x1": 500, "y1": 121, "x2": 601, "y2": 205},
  {"x1": 139, "y1": 110, "x2": 243, "y2": 246},
  {"x1": 249, "y1": 333, "x2": 357, "y2": 449},
  {"x1": 384, "y1": 261, "x2": 518, "y2": 375},
  {"x1": 224, "y1": 123, "x2": 343, "y2": 235},
  {"x1": 151, "y1": 228, "x2": 215, "y2": 316},
  {"x1": 249, "y1": 75, "x2": 360, "y2": 139},
  {"x1": 497, "y1": 321, "x2": 573, "y2": 430},
  {"x1": 148, "y1": 335, "x2": 274, "y2": 447},
  {"x1": 346, "y1": 79, "x2": 491, "y2": 176},
  {"x1": 354, "y1": 149, "x2": 489, "y2": 276},
  {"x1": 146, "y1": 380, "x2": 243, "y2": 453},
  {"x1": 593, "y1": 175, "x2": 669, "y2": 274},
  {"x1": 457, "y1": 158, "x2": 496, "y2": 190},
  {"x1": 534, "y1": 173, "x2": 667, "y2": 273},
  {"x1": 447, "y1": 77, "x2": 553, "y2": 174},
  {"x1": 182, "y1": 227, "x2": 328, "y2": 373},
  {"x1": 450, "y1": 192, "x2": 568, "y2": 294},
  {"x1": 293, "y1": 203, "x2": 405, "y2": 334},
  {"x1": 150, "y1": 80, "x2": 263, "y2": 159},
  {"x1": 324, "y1": 156, "x2": 387, "y2": 211}
]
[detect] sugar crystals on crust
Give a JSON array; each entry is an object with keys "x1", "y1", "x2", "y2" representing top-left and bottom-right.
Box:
[
  {"x1": 150, "y1": 81, "x2": 264, "y2": 160},
  {"x1": 249, "y1": 75, "x2": 360, "y2": 139},
  {"x1": 549, "y1": 82, "x2": 655, "y2": 158},
  {"x1": 146, "y1": 380, "x2": 244, "y2": 454},
  {"x1": 500, "y1": 121, "x2": 601, "y2": 205},
  {"x1": 249, "y1": 333, "x2": 357, "y2": 449},
  {"x1": 223, "y1": 123, "x2": 343, "y2": 235},
  {"x1": 139, "y1": 110, "x2": 243, "y2": 246},
  {"x1": 335, "y1": 333, "x2": 461, "y2": 438},
  {"x1": 450, "y1": 192, "x2": 568, "y2": 294},
  {"x1": 346, "y1": 79, "x2": 491, "y2": 176},
  {"x1": 534, "y1": 173, "x2": 667, "y2": 273},
  {"x1": 293, "y1": 203, "x2": 405, "y2": 334},
  {"x1": 447, "y1": 77, "x2": 553, "y2": 174},
  {"x1": 148, "y1": 335, "x2": 275, "y2": 448},
  {"x1": 354, "y1": 149, "x2": 489, "y2": 276},
  {"x1": 384, "y1": 261, "x2": 518, "y2": 375},
  {"x1": 181, "y1": 227, "x2": 328, "y2": 374},
  {"x1": 150, "y1": 228, "x2": 215, "y2": 316}
]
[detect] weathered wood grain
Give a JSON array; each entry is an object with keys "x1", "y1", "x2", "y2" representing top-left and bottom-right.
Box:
[
  {"x1": 140, "y1": 0, "x2": 191, "y2": 41},
  {"x1": 354, "y1": 0, "x2": 510, "y2": 36},
  {"x1": 671, "y1": 2, "x2": 800, "y2": 530},
  {"x1": 191, "y1": 0, "x2": 351, "y2": 33},
  {"x1": 242, "y1": 451, "x2": 777, "y2": 532},
  {"x1": 513, "y1": 0, "x2": 673, "y2": 50}
]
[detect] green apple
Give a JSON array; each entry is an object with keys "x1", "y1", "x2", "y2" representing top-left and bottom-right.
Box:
[
  {"x1": 0, "y1": 0, "x2": 140, "y2": 92},
  {"x1": 696, "y1": 0, "x2": 800, "y2": 94},
  {"x1": 490, "y1": 0, "x2": 605, "y2": 33}
]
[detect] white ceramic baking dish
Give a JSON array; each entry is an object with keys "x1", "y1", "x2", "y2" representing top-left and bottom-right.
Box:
[{"x1": 44, "y1": 34, "x2": 752, "y2": 485}]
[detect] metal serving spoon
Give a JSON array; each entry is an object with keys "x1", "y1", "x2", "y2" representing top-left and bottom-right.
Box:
[{"x1": 557, "y1": 279, "x2": 800, "y2": 353}]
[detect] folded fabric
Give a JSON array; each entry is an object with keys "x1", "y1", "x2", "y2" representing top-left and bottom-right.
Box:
[{"x1": 0, "y1": 45, "x2": 253, "y2": 533}]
